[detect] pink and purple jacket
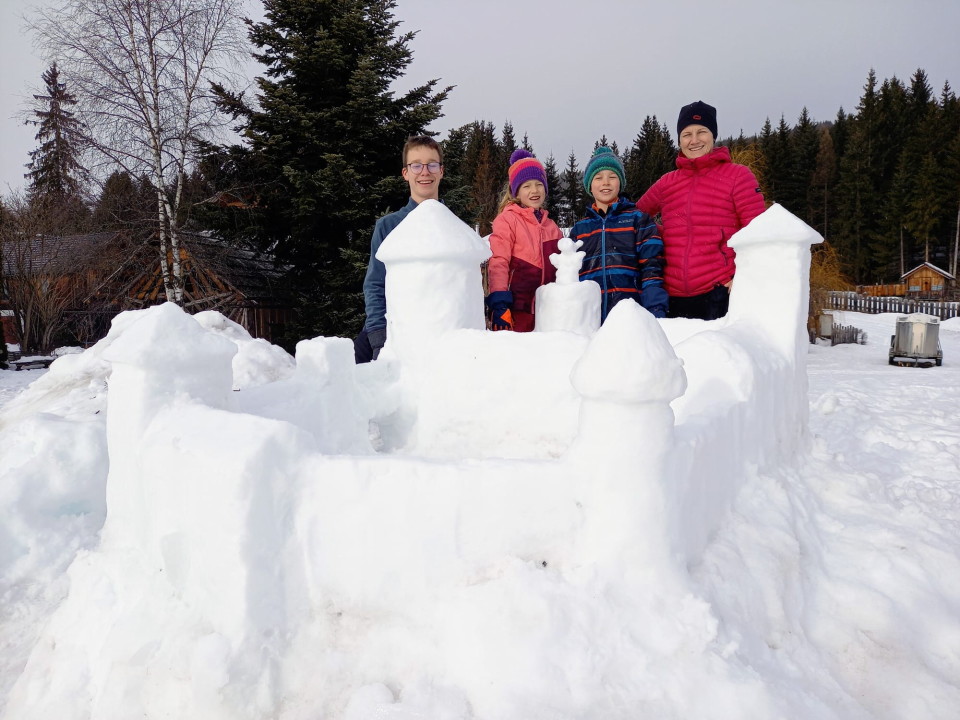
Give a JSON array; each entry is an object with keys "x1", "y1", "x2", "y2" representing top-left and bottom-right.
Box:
[
  {"x1": 638, "y1": 146, "x2": 765, "y2": 297},
  {"x1": 488, "y1": 203, "x2": 562, "y2": 314}
]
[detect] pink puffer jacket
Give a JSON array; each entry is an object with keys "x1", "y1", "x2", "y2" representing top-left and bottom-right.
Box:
[
  {"x1": 638, "y1": 146, "x2": 765, "y2": 297},
  {"x1": 488, "y1": 203, "x2": 561, "y2": 313}
]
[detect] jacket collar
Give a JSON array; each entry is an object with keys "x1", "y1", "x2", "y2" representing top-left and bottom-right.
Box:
[
  {"x1": 587, "y1": 196, "x2": 634, "y2": 220},
  {"x1": 675, "y1": 145, "x2": 731, "y2": 173},
  {"x1": 505, "y1": 202, "x2": 550, "y2": 224}
]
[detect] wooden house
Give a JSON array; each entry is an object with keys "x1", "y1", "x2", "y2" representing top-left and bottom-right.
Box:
[
  {"x1": 2, "y1": 232, "x2": 133, "y2": 350},
  {"x1": 901, "y1": 262, "x2": 955, "y2": 299},
  {"x1": 2, "y1": 230, "x2": 292, "y2": 349},
  {"x1": 112, "y1": 231, "x2": 293, "y2": 341}
]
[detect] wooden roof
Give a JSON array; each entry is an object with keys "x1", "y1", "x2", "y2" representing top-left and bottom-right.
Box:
[
  {"x1": 3, "y1": 230, "x2": 291, "y2": 313},
  {"x1": 2, "y1": 232, "x2": 130, "y2": 277},
  {"x1": 900, "y1": 262, "x2": 955, "y2": 281}
]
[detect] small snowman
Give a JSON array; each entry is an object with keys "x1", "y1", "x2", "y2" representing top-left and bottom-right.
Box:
[{"x1": 534, "y1": 237, "x2": 601, "y2": 335}]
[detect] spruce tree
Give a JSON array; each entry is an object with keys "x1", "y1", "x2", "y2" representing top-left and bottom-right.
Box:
[
  {"x1": 439, "y1": 125, "x2": 473, "y2": 223},
  {"x1": 767, "y1": 115, "x2": 794, "y2": 207},
  {"x1": 207, "y1": 0, "x2": 451, "y2": 339},
  {"x1": 830, "y1": 109, "x2": 850, "y2": 165},
  {"x1": 24, "y1": 63, "x2": 89, "y2": 231},
  {"x1": 92, "y1": 171, "x2": 155, "y2": 231},
  {"x1": 787, "y1": 108, "x2": 820, "y2": 220},
  {"x1": 560, "y1": 151, "x2": 585, "y2": 227},
  {"x1": 501, "y1": 121, "x2": 518, "y2": 170},
  {"x1": 832, "y1": 70, "x2": 886, "y2": 282},
  {"x1": 906, "y1": 153, "x2": 947, "y2": 264},
  {"x1": 543, "y1": 153, "x2": 564, "y2": 225},
  {"x1": 810, "y1": 127, "x2": 837, "y2": 241},
  {"x1": 625, "y1": 116, "x2": 676, "y2": 201},
  {"x1": 462, "y1": 121, "x2": 501, "y2": 234},
  {"x1": 758, "y1": 118, "x2": 776, "y2": 196}
]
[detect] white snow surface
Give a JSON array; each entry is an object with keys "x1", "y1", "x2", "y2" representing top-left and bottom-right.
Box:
[{"x1": 1, "y1": 203, "x2": 959, "y2": 719}]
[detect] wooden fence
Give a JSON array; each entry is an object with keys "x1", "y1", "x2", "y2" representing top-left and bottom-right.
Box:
[
  {"x1": 831, "y1": 324, "x2": 866, "y2": 346},
  {"x1": 827, "y1": 292, "x2": 960, "y2": 320}
]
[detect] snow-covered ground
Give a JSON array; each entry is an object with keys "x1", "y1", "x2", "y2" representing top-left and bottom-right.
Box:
[
  {"x1": 4, "y1": 311, "x2": 957, "y2": 719},
  {"x1": 1, "y1": 203, "x2": 958, "y2": 719}
]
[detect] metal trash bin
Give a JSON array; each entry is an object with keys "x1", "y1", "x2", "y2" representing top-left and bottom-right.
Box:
[
  {"x1": 817, "y1": 311, "x2": 834, "y2": 338},
  {"x1": 888, "y1": 313, "x2": 943, "y2": 367}
]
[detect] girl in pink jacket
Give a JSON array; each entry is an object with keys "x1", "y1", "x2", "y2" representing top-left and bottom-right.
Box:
[
  {"x1": 486, "y1": 150, "x2": 563, "y2": 332},
  {"x1": 638, "y1": 101, "x2": 766, "y2": 320}
]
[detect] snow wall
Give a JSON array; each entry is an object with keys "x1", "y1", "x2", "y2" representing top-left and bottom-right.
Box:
[{"x1": 3, "y1": 201, "x2": 826, "y2": 719}]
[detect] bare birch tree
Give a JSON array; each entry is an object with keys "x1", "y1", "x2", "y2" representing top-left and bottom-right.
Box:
[{"x1": 30, "y1": 0, "x2": 247, "y2": 304}]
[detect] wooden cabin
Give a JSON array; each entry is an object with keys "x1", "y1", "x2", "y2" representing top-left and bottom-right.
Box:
[
  {"x1": 2, "y1": 230, "x2": 292, "y2": 348},
  {"x1": 858, "y1": 283, "x2": 907, "y2": 297},
  {"x1": 114, "y1": 231, "x2": 292, "y2": 341},
  {"x1": 2, "y1": 232, "x2": 134, "y2": 350},
  {"x1": 901, "y1": 262, "x2": 955, "y2": 300}
]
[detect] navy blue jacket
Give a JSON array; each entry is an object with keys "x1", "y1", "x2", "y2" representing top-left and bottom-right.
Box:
[
  {"x1": 362, "y1": 198, "x2": 418, "y2": 332},
  {"x1": 570, "y1": 197, "x2": 668, "y2": 321}
]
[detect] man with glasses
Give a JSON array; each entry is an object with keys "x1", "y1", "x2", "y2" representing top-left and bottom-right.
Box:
[{"x1": 359, "y1": 135, "x2": 445, "y2": 362}]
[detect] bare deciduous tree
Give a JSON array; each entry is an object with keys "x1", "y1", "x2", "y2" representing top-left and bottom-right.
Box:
[
  {"x1": 30, "y1": 0, "x2": 247, "y2": 304},
  {"x1": 2, "y1": 194, "x2": 77, "y2": 353},
  {"x1": 1, "y1": 192, "x2": 132, "y2": 353}
]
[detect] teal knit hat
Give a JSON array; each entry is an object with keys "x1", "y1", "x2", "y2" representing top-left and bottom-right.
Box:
[{"x1": 583, "y1": 146, "x2": 626, "y2": 194}]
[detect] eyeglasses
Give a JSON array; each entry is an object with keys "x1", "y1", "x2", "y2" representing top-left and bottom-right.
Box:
[{"x1": 406, "y1": 162, "x2": 442, "y2": 174}]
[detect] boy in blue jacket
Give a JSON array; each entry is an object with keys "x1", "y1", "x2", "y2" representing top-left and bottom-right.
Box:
[{"x1": 571, "y1": 146, "x2": 668, "y2": 322}]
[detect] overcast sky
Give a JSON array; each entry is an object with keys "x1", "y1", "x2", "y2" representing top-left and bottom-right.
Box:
[{"x1": 2, "y1": 0, "x2": 959, "y2": 196}]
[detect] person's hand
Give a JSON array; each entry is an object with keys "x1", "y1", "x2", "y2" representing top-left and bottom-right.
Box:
[
  {"x1": 485, "y1": 291, "x2": 514, "y2": 331},
  {"x1": 368, "y1": 327, "x2": 386, "y2": 359},
  {"x1": 490, "y1": 305, "x2": 513, "y2": 330}
]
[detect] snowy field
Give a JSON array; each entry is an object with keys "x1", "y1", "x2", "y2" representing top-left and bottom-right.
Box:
[{"x1": 1, "y1": 203, "x2": 958, "y2": 719}]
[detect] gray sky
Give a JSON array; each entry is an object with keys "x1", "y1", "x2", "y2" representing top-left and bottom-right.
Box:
[{"x1": 3, "y1": 0, "x2": 959, "y2": 195}]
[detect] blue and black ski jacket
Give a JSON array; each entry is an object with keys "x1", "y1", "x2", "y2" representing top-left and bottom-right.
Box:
[{"x1": 570, "y1": 197, "x2": 668, "y2": 321}]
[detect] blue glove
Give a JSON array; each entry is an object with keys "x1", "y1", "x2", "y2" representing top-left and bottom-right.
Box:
[{"x1": 485, "y1": 291, "x2": 514, "y2": 331}]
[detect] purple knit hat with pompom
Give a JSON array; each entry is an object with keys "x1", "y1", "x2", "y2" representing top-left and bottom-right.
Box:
[{"x1": 508, "y1": 149, "x2": 548, "y2": 197}]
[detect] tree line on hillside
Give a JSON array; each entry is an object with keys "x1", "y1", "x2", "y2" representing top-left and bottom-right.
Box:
[{"x1": 2, "y1": 0, "x2": 959, "y2": 355}]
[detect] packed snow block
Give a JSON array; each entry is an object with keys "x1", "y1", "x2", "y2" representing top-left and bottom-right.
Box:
[
  {"x1": 137, "y1": 404, "x2": 312, "y2": 644},
  {"x1": 725, "y1": 204, "x2": 820, "y2": 464},
  {"x1": 291, "y1": 337, "x2": 372, "y2": 454},
  {"x1": 233, "y1": 337, "x2": 379, "y2": 456},
  {"x1": 297, "y1": 453, "x2": 583, "y2": 612},
  {"x1": 235, "y1": 336, "x2": 373, "y2": 455},
  {"x1": 567, "y1": 301, "x2": 687, "y2": 568},
  {"x1": 9, "y1": 403, "x2": 311, "y2": 718},
  {"x1": 664, "y1": 204, "x2": 822, "y2": 563},
  {"x1": 405, "y1": 328, "x2": 587, "y2": 459},
  {"x1": 101, "y1": 303, "x2": 237, "y2": 549},
  {"x1": 193, "y1": 310, "x2": 296, "y2": 390},
  {"x1": 376, "y1": 199, "x2": 490, "y2": 364}
]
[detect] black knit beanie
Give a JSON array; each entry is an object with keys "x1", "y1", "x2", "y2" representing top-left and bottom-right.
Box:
[{"x1": 677, "y1": 101, "x2": 718, "y2": 139}]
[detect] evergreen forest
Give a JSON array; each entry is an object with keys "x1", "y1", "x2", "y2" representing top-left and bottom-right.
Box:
[{"x1": 3, "y1": 0, "x2": 959, "y2": 349}]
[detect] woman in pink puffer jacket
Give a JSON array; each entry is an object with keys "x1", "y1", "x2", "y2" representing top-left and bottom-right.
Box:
[{"x1": 638, "y1": 101, "x2": 766, "y2": 320}]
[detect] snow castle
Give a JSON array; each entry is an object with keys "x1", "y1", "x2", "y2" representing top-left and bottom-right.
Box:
[{"x1": 4, "y1": 200, "x2": 825, "y2": 720}]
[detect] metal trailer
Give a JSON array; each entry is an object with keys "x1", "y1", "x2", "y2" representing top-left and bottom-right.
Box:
[{"x1": 888, "y1": 313, "x2": 943, "y2": 367}]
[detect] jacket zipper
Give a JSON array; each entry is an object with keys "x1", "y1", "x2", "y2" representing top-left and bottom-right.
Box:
[
  {"x1": 601, "y1": 214, "x2": 608, "y2": 318},
  {"x1": 684, "y1": 174, "x2": 698, "y2": 296}
]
